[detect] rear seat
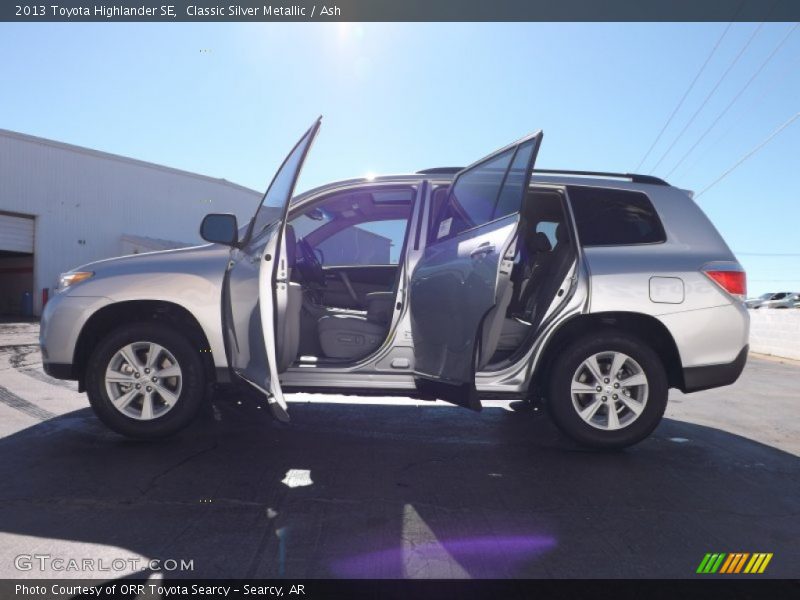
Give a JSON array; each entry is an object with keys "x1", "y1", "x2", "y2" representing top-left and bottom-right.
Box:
[{"x1": 496, "y1": 224, "x2": 569, "y2": 352}]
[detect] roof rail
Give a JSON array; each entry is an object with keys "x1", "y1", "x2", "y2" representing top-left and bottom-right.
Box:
[
  {"x1": 533, "y1": 169, "x2": 669, "y2": 186},
  {"x1": 416, "y1": 167, "x2": 669, "y2": 186}
]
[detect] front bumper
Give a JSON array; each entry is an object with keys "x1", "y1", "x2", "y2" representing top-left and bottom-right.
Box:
[{"x1": 40, "y1": 294, "x2": 112, "y2": 381}]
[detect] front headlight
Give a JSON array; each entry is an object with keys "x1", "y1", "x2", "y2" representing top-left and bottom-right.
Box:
[{"x1": 57, "y1": 271, "x2": 94, "y2": 293}]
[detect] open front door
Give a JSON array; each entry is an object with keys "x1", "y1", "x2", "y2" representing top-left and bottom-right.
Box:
[
  {"x1": 409, "y1": 131, "x2": 542, "y2": 410},
  {"x1": 223, "y1": 118, "x2": 321, "y2": 421}
]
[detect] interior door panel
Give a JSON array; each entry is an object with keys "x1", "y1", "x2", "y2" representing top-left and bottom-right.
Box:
[{"x1": 320, "y1": 265, "x2": 398, "y2": 309}]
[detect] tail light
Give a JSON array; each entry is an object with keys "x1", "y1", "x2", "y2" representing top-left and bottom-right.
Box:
[{"x1": 704, "y1": 268, "x2": 747, "y2": 301}]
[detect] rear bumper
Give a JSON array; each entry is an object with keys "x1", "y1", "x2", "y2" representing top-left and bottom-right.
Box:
[{"x1": 681, "y1": 345, "x2": 748, "y2": 393}]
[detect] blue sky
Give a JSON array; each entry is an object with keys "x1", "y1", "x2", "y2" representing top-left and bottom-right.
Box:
[{"x1": 2, "y1": 22, "x2": 799, "y2": 294}]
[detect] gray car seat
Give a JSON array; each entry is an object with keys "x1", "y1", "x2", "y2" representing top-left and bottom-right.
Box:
[
  {"x1": 508, "y1": 231, "x2": 552, "y2": 316},
  {"x1": 495, "y1": 231, "x2": 553, "y2": 352},
  {"x1": 315, "y1": 204, "x2": 409, "y2": 363},
  {"x1": 317, "y1": 315, "x2": 386, "y2": 360},
  {"x1": 317, "y1": 291, "x2": 393, "y2": 360},
  {"x1": 496, "y1": 222, "x2": 573, "y2": 353}
]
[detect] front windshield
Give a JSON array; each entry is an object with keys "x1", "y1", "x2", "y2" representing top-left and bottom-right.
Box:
[{"x1": 245, "y1": 120, "x2": 319, "y2": 244}]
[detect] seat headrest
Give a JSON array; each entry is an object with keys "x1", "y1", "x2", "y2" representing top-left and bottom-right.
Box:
[
  {"x1": 527, "y1": 231, "x2": 552, "y2": 254},
  {"x1": 284, "y1": 224, "x2": 297, "y2": 268}
]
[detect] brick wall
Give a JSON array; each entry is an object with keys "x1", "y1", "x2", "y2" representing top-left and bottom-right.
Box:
[{"x1": 749, "y1": 309, "x2": 800, "y2": 360}]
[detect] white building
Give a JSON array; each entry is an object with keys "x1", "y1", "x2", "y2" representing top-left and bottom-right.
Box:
[{"x1": 0, "y1": 129, "x2": 262, "y2": 316}]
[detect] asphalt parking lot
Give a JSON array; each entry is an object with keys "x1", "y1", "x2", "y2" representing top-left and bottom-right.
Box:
[{"x1": 0, "y1": 322, "x2": 798, "y2": 579}]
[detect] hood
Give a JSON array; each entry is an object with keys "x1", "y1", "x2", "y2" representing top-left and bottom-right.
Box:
[
  {"x1": 74, "y1": 243, "x2": 230, "y2": 276},
  {"x1": 59, "y1": 242, "x2": 235, "y2": 298}
]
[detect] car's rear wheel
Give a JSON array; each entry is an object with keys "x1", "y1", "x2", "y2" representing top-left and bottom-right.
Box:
[
  {"x1": 85, "y1": 323, "x2": 206, "y2": 439},
  {"x1": 547, "y1": 332, "x2": 668, "y2": 449}
]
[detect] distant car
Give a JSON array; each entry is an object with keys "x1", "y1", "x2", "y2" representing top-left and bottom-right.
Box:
[
  {"x1": 761, "y1": 292, "x2": 800, "y2": 309},
  {"x1": 746, "y1": 293, "x2": 778, "y2": 309},
  {"x1": 40, "y1": 118, "x2": 750, "y2": 449}
]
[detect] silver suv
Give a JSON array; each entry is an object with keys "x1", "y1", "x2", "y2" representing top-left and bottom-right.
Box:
[{"x1": 40, "y1": 119, "x2": 749, "y2": 449}]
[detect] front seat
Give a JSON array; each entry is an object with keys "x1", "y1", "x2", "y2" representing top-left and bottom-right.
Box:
[
  {"x1": 276, "y1": 225, "x2": 303, "y2": 372},
  {"x1": 317, "y1": 290, "x2": 393, "y2": 360},
  {"x1": 317, "y1": 314, "x2": 387, "y2": 360},
  {"x1": 317, "y1": 304, "x2": 388, "y2": 360}
]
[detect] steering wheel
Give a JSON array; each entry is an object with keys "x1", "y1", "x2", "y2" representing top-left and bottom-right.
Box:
[{"x1": 296, "y1": 237, "x2": 325, "y2": 287}]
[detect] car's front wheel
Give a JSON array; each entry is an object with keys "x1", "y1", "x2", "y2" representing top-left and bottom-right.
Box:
[
  {"x1": 547, "y1": 332, "x2": 668, "y2": 449},
  {"x1": 85, "y1": 323, "x2": 206, "y2": 439}
]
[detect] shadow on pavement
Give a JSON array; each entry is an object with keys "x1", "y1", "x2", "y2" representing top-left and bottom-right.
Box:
[{"x1": 0, "y1": 394, "x2": 798, "y2": 579}]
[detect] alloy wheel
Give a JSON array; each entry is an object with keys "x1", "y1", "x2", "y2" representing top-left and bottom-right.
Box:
[
  {"x1": 104, "y1": 341, "x2": 183, "y2": 420},
  {"x1": 570, "y1": 351, "x2": 649, "y2": 431}
]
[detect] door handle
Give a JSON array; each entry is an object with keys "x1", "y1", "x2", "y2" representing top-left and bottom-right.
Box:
[{"x1": 470, "y1": 243, "x2": 495, "y2": 258}]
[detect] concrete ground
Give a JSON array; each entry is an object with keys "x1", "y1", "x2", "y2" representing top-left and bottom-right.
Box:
[{"x1": 0, "y1": 323, "x2": 798, "y2": 579}]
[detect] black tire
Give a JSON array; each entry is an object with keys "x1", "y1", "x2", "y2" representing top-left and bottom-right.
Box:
[
  {"x1": 85, "y1": 322, "x2": 206, "y2": 439},
  {"x1": 546, "y1": 331, "x2": 668, "y2": 450}
]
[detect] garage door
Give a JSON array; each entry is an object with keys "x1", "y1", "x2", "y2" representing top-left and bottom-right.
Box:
[{"x1": 0, "y1": 212, "x2": 35, "y2": 253}]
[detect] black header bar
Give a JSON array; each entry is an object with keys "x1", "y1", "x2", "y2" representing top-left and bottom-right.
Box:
[{"x1": 3, "y1": 1, "x2": 800, "y2": 23}]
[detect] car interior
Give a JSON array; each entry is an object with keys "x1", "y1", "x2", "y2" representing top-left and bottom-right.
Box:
[
  {"x1": 279, "y1": 186, "x2": 415, "y2": 367},
  {"x1": 273, "y1": 183, "x2": 575, "y2": 373},
  {"x1": 425, "y1": 184, "x2": 577, "y2": 368},
  {"x1": 489, "y1": 186, "x2": 576, "y2": 364}
]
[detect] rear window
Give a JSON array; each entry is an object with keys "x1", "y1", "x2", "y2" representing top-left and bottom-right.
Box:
[{"x1": 568, "y1": 186, "x2": 666, "y2": 246}]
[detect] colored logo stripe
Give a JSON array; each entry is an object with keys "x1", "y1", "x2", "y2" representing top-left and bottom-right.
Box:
[
  {"x1": 720, "y1": 553, "x2": 748, "y2": 573},
  {"x1": 697, "y1": 553, "x2": 726, "y2": 573},
  {"x1": 697, "y1": 552, "x2": 773, "y2": 574},
  {"x1": 719, "y1": 553, "x2": 737, "y2": 573},
  {"x1": 744, "y1": 553, "x2": 773, "y2": 574}
]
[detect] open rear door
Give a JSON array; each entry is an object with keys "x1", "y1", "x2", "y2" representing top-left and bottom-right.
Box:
[
  {"x1": 223, "y1": 118, "x2": 321, "y2": 421},
  {"x1": 409, "y1": 131, "x2": 542, "y2": 409}
]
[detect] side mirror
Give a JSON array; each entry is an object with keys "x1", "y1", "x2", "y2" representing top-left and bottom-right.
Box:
[{"x1": 200, "y1": 213, "x2": 239, "y2": 246}]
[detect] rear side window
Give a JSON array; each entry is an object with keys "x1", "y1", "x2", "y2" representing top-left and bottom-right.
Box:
[
  {"x1": 432, "y1": 149, "x2": 514, "y2": 242},
  {"x1": 430, "y1": 139, "x2": 535, "y2": 243},
  {"x1": 568, "y1": 186, "x2": 666, "y2": 246}
]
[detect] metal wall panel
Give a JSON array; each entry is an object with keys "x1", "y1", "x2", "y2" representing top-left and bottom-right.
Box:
[{"x1": 0, "y1": 129, "x2": 263, "y2": 314}]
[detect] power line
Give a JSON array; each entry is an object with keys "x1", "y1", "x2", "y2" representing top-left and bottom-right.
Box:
[
  {"x1": 666, "y1": 23, "x2": 799, "y2": 178},
  {"x1": 696, "y1": 111, "x2": 800, "y2": 198},
  {"x1": 650, "y1": 23, "x2": 764, "y2": 174},
  {"x1": 633, "y1": 22, "x2": 734, "y2": 172},
  {"x1": 681, "y1": 53, "x2": 800, "y2": 175}
]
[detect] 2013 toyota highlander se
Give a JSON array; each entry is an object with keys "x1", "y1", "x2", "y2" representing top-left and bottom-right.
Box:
[{"x1": 40, "y1": 118, "x2": 750, "y2": 449}]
